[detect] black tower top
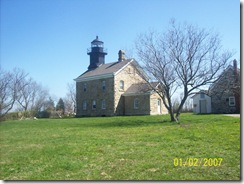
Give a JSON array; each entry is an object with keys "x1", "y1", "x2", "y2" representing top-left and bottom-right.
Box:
[{"x1": 87, "y1": 36, "x2": 107, "y2": 70}]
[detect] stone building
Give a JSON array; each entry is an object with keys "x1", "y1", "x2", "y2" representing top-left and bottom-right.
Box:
[
  {"x1": 209, "y1": 59, "x2": 240, "y2": 114},
  {"x1": 74, "y1": 37, "x2": 168, "y2": 116},
  {"x1": 192, "y1": 59, "x2": 240, "y2": 114}
]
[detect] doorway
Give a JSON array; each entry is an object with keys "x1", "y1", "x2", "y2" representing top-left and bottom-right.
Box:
[
  {"x1": 157, "y1": 99, "x2": 161, "y2": 114},
  {"x1": 200, "y1": 100, "x2": 207, "y2": 113}
]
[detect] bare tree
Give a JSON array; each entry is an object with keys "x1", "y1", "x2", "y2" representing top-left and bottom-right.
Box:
[
  {"x1": 31, "y1": 85, "x2": 50, "y2": 113},
  {"x1": 0, "y1": 67, "x2": 51, "y2": 119},
  {"x1": 16, "y1": 77, "x2": 38, "y2": 112},
  {"x1": 64, "y1": 82, "x2": 76, "y2": 114},
  {"x1": 179, "y1": 92, "x2": 193, "y2": 112},
  {"x1": 135, "y1": 20, "x2": 233, "y2": 122},
  {"x1": 7, "y1": 70, "x2": 51, "y2": 118},
  {"x1": 0, "y1": 68, "x2": 28, "y2": 119}
]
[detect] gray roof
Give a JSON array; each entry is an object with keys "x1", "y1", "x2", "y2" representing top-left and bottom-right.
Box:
[
  {"x1": 77, "y1": 59, "x2": 132, "y2": 79},
  {"x1": 191, "y1": 90, "x2": 210, "y2": 97},
  {"x1": 209, "y1": 63, "x2": 240, "y2": 91},
  {"x1": 123, "y1": 82, "x2": 159, "y2": 96}
]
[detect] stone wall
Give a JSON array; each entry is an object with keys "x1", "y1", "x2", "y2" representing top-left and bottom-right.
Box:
[
  {"x1": 114, "y1": 63, "x2": 145, "y2": 115},
  {"x1": 149, "y1": 93, "x2": 168, "y2": 115},
  {"x1": 76, "y1": 77, "x2": 115, "y2": 116},
  {"x1": 210, "y1": 67, "x2": 240, "y2": 113},
  {"x1": 124, "y1": 94, "x2": 151, "y2": 115}
]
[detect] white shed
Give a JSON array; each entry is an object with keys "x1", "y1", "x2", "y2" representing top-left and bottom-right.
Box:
[{"x1": 192, "y1": 91, "x2": 211, "y2": 114}]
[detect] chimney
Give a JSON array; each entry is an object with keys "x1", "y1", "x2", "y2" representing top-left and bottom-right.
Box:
[{"x1": 118, "y1": 50, "x2": 125, "y2": 62}]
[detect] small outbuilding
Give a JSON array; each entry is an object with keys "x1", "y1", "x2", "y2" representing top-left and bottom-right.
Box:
[{"x1": 192, "y1": 90, "x2": 211, "y2": 114}]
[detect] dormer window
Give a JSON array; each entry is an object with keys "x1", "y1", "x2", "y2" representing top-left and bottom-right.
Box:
[{"x1": 120, "y1": 80, "x2": 124, "y2": 90}]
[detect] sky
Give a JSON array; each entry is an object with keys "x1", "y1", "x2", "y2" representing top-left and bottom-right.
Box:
[{"x1": 0, "y1": 0, "x2": 240, "y2": 99}]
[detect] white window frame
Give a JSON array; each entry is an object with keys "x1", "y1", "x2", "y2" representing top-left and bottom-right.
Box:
[
  {"x1": 102, "y1": 81, "x2": 106, "y2": 91},
  {"x1": 134, "y1": 98, "x2": 139, "y2": 109},
  {"x1": 92, "y1": 100, "x2": 96, "y2": 109},
  {"x1": 229, "y1": 96, "x2": 235, "y2": 106},
  {"x1": 120, "y1": 80, "x2": 124, "y2": 90},
  {"x1": 101, "y1": 99, "x2": 106, "y2": 109},
  {"x1": 83, "y1": 83, "x2": 87, "y2": 92}
]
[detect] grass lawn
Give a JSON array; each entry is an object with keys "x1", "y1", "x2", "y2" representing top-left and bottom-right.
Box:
[{"x1": 0, "y1": 113, "x2": 240, "y2": 180}]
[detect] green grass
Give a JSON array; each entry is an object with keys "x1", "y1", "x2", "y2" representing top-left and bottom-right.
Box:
[{"x1": 0, "y1": 114, "x2": 240, "y2": 180}]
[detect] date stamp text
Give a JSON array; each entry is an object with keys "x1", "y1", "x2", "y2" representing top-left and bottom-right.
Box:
[{"x1": 173, "y1": 158, "x2": 223, "y2": 167}]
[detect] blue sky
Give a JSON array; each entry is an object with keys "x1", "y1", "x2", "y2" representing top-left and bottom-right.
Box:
[{"x1": 0, "y1": 0, "x2": 240, "y2": 98}]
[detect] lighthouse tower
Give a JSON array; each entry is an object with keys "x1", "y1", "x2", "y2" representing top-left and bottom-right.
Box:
[{"x1": 87, "y1": 36, "x2": 107, "y2": 70}]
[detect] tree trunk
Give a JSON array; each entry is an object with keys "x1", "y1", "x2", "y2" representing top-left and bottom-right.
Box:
[
  {"x1": 175, "y1": 112, "x2": 180, "y2": 122},
  {"x1": 169, "y1": 109, "x2": 176, "y2": 122},
  {"x1": 175, "y1": 88, "x2": 188, "y2": 122}
]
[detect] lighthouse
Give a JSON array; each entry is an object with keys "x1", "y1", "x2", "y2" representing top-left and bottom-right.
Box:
[{"x1": 87, "y1": 36, "x2": 107, "y2": 70}]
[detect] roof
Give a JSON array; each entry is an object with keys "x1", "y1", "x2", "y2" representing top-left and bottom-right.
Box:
[
  {"x1": 74, "y1": 59, "x2": 132, "y2": 82},
  {"x1": 123, "y1": 82, "x2": 159, "y2": 96},
  {"x1": 209, "y1": 64, "x2": 240, "y2": 91},
  {"x1": 191, "y1": 90, "x2": 210, "y2": 98},
  {"x1": 74, "y1": 59, "x2": 149, "y2": 82}
]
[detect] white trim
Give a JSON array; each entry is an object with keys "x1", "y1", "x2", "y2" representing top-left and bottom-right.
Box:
[
  {"x1": 130, "y1": 60, "x2": 150, "y2": 81},
  {"x1": 114, "y1": 59, "x2": 134, "y2": 76}
]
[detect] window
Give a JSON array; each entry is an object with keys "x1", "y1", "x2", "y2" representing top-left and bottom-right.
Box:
[
  {"x1": 128, "y1": 67, "x2": 133, "y2": 74},
  {"x1": 83, "y1": 100, "x2": 87, "y2": 110},
  {"x1": 102, "y1": 81, "x2": 106, "y2": 91},
  {"x1": 83, "y1": 83, "x2": 87, "y2": 92},
  {"x1": 120, "y1": 80, "x2": 124, "y2": 90},
  {"x1": 101, "y1": 99, "x2": 106, "y2": 109},
  {"x1": 229, "y1": 96, "x2": 235, "y2": 106},
  {"x1": 134, "y1": 98, "x2": 139, "y2": 109},
  {"x1": 92, "y1": 100, "x2": 96, "y2": 109}
]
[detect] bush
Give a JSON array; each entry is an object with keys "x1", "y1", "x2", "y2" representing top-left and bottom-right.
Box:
[
  {"x1": 1, "y1": 112, "x2": 19, "y2": 121},
  {"x1": 37, "y1": 110, "x2": 51, "y2": 118}
]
